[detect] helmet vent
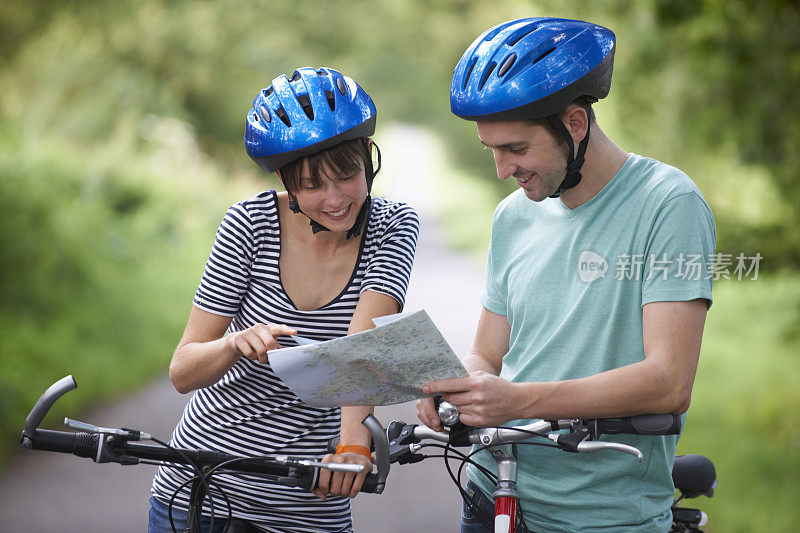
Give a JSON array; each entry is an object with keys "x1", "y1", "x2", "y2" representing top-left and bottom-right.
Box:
[
  {"x1": 275, "y1": 107, "x2": 291, "y2": 127},
  {"x1": 463, "y1": 57, "x2": 478, "y2": 89},
  {"x1": 506, "y1": 26, "x2": 538, "y2": 46},
  {"x1": 325, "y1": 90, "x2": 336, "y2": 111},
  {"x1": 264, "y1": 86, "x2": 274, "y2": 97},
  {"x1": 259, "y1": 105, "x2": 271, "y2": 123},
  {"x1": 336, "y1": 77, "x2": 347, "y2": 95},
  {"x1": 297, "y1": 94, "x2": 314, "y2": 120},
  {"x1": 532, "y1": 47, "x2": 556, "y2": 65},
  {"x1": 290, "y1": 72, "x2": 301, "y2": 82},
  {"x1": 497, "y1": 54, "x2": 516, "y2": 77},
  {"x1": 317, "y1": 69, "x2": 329, "y2": 76},
  {"x1": 479, "y1": 61, "x2": 496, "y2": 90}
]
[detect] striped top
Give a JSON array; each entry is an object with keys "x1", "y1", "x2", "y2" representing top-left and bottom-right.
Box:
[{"x1": 152, "y1": 191, "x2": 419, "y2": 532}]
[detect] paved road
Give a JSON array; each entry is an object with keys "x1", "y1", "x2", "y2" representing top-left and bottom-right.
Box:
[{"x1": 0, "y1": 125, "x2": 487, "y2": 532}]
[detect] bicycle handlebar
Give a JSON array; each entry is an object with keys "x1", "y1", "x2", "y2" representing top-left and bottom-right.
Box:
[
  {"x1": 22, "y1": 375, "x2": 77, "y2": 448},
  {"x1": 20, "y1": 375, "x2": 385, "y2": 494},
  {"x1": 592, "y1": 414, "x2": 682, "y2": 436},
  {"x1": 410, "y1": 414, "x2": 680, "y2": 446},
  {"x1": 20, "y1": 376, "x2": 681, "y2": 499},
  {"x1": 388, "y1": 412, "x2": 682, "y2": 464}
]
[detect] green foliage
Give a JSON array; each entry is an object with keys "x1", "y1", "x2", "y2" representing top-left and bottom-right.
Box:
[
  {"x1": 618, "y1": 0, "x2": 800, "y2": 267},
  {"x1": 0, "y1": 118, "x2": 231, "y2": 463},
  {"x1": 678, "y1": 275, "x2": 800, "y2": 532}
]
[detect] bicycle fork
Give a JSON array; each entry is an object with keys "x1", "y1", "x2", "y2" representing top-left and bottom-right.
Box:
[{"x1": 490, "y1": 444, "x2": 519, "y2": 533}]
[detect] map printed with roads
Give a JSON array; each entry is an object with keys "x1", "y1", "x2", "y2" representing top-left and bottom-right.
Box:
[{"x1": 268, "y1": 310, "x2": 468, "y2": 406}]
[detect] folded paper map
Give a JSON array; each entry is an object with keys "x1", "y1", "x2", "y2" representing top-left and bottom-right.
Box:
[{"x1": 268, "y1": 309, "x2": 468, "y2": 407}]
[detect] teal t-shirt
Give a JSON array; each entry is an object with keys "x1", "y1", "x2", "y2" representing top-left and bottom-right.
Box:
[{"x1": 471, "y1": 154, "x2": 716, "y2": 532}]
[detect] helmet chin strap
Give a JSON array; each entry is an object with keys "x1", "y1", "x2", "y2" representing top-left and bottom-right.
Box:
[
  {"x1": 546, "y1": 115, "x2": 590, "y2": 198},
  {"x1": 285, "y1": 139, "x2": 381, "y2": 240}
]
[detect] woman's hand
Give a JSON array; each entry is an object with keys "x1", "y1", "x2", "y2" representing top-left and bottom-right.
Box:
[
  {"x1": 225, "y1": 323, "x2": 297, "y2": 364},
  {"x1": 313, "y1": 452, "x2": 373, "y2": 500}
]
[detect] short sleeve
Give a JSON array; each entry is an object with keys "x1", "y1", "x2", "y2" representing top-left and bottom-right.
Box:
[
  {"x1": 360, "y1": 203, "x2": 420, "y2": 310},
  {"x1": 193, "y1": 203, "x2": 255, "y2": 317},
  {"x1": 481, "y1": 204, "x2": 510, "y2": 316},
  {"x1": 481, "y1": 235, "x2": 507, "y2": 316},
  {"x1": 642, "y1": 192, "x2": 716, "y2": 308}
]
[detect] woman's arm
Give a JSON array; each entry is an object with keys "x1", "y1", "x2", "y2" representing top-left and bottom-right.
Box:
[
  {"x1": 315, "y1": 290, "x2": 400, "y2": 499},
  {"x1": 168, "y1": 306, "x2": 296, "y2": 393}
]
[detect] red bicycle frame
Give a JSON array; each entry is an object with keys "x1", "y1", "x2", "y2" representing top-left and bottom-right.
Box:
[{"x1": 490, "y1": 445, "x2": 520, "y2": 533}]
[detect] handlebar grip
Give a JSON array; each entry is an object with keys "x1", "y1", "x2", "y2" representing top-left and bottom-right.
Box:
[
  {"x1": 327, "y1": 437, "x2": 340, "y2": 454},
  {"x1": 596, "y1": 415, "x2": 681, "y2": 435},
  {"x1": 27, "y1": 429, "x2": 99, "y2": 458},
  {"x1": 359, "y1": 473, "x2": 379, "y2": 493},
  {"x1": 23, "y1": 376, "x2": 77, "y2": 440}
]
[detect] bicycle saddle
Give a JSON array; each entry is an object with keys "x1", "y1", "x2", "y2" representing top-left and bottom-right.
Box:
[{"x1": 672, "y1": 454, "x2": 716, "y2": 498}]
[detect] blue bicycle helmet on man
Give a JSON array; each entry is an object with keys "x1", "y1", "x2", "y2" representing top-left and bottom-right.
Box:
[{"x1": 450, "y1": 17, "x2": 615, "y2": 197}]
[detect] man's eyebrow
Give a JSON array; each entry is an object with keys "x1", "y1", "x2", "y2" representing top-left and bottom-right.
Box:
[{"x1": 479, "y1": 139, "x2": 528, "y2": 149}]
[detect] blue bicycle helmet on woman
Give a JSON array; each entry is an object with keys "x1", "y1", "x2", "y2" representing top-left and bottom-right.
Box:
[
  {"x1": 245, "y1": 67, "x2": 379, "y2": 237},
  {"x1": 450, "y1": 18, "x2": 616, "y2": 197}
]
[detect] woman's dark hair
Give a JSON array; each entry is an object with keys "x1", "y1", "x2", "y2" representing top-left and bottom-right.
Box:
[{"x1": 278, "y1": 137, "x2": 372, "y2": 192}]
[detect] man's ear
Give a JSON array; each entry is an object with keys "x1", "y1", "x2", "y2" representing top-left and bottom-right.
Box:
[{"x1": 563, "y1": 106, "x2": 589, "y2": 144}]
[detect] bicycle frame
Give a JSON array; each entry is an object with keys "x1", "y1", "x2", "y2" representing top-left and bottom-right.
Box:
[{"x1": 489, "y1": 445, "x2": 519, "y2": 533}]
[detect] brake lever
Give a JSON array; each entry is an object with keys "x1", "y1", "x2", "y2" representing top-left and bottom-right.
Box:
[
  {"x1": 547, "y1": 435, "x2": 643, "y2": 461},
  {"x1": 64, "y1": 418, "x2": 152, "y2": 441},
  {"x1": 273, "y1": 456, "x2": 365, "y2": 473}
]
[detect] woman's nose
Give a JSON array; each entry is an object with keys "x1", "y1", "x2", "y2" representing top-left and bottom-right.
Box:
[{"x1": 322, "y1": 182, "x2": 345, "y2": 205}]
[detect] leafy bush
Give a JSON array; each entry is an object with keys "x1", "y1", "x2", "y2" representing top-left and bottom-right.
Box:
[{"x1": 0, "y1": 121, "x2": 231, "y2": 462}]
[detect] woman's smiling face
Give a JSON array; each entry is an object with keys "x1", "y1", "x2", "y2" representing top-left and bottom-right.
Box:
[{"x1": 293, "y1": 159, "x2": 369, "y2": 232}]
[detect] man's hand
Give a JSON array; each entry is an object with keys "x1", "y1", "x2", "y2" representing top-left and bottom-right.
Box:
[
  {"x1": 313, "y1": 452, "x2": 372, "y2": 500},
  {"x1": 422, "y1": 371, "x2": 524, "y2": 427},
  {"x1": 416, "y1": 396, "x2": 443, "y2": 431}
]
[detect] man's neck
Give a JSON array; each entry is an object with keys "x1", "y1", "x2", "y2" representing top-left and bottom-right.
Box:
[{"x1": 559, "y1": 126, "x2": 628, "y2": 210}]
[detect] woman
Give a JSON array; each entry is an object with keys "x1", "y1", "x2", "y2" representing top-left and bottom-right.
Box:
[{"x1": 149, "y1": 67, "x2": 419, "y2": 532}]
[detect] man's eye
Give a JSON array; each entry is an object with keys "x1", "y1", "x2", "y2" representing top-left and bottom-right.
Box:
[{"x1": 509, "y1": 147, "x2": 527, "y2": 155}]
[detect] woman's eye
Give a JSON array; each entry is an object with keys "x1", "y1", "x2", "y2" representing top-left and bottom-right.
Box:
[{"x1": 339, "y1": 174, "x2": 356, "y2": 182}]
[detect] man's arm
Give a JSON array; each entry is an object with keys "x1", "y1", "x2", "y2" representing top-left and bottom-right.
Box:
[{"x1": 422, "y1": 299, "x2": 707, "y2": 426}]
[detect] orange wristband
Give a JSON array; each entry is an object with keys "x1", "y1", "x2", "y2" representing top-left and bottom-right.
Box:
[{"x1": 335, "y1": 444, "x2": 371, "y2": 460}]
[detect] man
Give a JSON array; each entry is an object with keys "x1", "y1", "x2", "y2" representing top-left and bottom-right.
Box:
[{"x1": 418, "y1": 18, "x2": 716, "y2": 532}]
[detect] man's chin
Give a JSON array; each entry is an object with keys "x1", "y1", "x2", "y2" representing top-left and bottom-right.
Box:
[{"x1": 522, "y1": 188, "x2": 550, "y2": 202}]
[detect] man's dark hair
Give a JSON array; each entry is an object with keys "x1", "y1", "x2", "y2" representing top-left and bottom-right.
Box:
[{"x1": 527, "y1": 96, "x2": 597, "y2": 145}]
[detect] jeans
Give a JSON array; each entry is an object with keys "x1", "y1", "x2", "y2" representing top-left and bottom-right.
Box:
[
  {"x1": 148, "y1": 495, "x2": 353, "y2": 533},
  {"x1": 461, "y1": 480, "x2": 527, "y2": 533},
  {"x1": 148, "y1": 496, "x2": 229, "y2": 533}
]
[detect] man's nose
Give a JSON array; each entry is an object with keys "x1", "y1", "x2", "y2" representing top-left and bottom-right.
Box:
[{"x1": 494, "y1": 152, "x2": 517, "y2": 181}]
